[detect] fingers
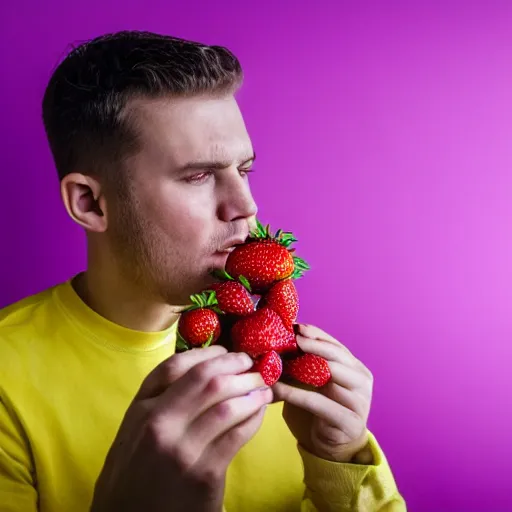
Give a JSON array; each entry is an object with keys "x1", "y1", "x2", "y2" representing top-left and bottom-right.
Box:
[
  {"x1": 287, "y1": 335, "x2": 368, "y2": 390},
  {"x1": 328, "y1": 361, "x2": 371, "y2": 390},
  {"x1": 296, "y1": 324, "x2": 343, "y2": 346},
  {"x1": 154, "y1": 352, "x2": 261, "y2": 417},
  {"x1": 185, "y1": 388, "x2": 273, "y2": 455},
  {"x1": 322, "y1": 383, "x2": 371, "y2": 419},
  {"x1": 272, "y1": 381, "x2": 362, "y2": 439},
  {"x1": 296, "y1": 324, "x2": 357, "y2": 359},
  {"x1": 295, "y1": 335, "x2": 358, "y2": 368},
  {"x1": 186, "y1": 371, "x2": 268, "y2": 422},
  {"x1": 296, "y1": 324, "x2": 356, "y2": 358},
  {"x1": 136, "y1": 345, "x2": 229, "y2": 400},
  {"x1": 198, "y1": 404, "x2": 267, "y2": 468}
]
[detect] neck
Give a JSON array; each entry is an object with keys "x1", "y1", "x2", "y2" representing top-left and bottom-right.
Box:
[{"x1": 73, "y1": 249, "x2": 184, "y2": 333}]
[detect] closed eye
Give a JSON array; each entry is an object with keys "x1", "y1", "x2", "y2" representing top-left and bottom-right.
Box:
[
  {"x1": 184, "y1": 166, "x2": 255, "y2": 185},
  {"x1": 184, "y1": 170, "x2": 214, "y2": 184},
  {"x1": 239, "y1": 167, "x2": 255, "y2": 177}
]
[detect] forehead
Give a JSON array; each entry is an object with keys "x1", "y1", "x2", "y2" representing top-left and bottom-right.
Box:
[{"x1": 128, "y1": 94, "x2": 253, "y2": 166}]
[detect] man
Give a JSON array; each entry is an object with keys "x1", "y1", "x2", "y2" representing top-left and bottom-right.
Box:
[{"x1": 0, "y1": 31, "x2": 405, "y2": 511}]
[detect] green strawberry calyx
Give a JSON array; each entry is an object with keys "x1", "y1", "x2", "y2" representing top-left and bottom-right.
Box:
[
  {"x1": 249, "y1": 219, "x2": 297, "y2": 249},
  {"x1": 209, "y1": 270, "x2": 252, "y2": 293},
  {"x1": 184, "y1": 290, "x2": 223, "y2": 315},
  {"x1": 250, "y1": 219, "x2": 311, "y2": 279},
  {"x1": 176, "y1": 330, "x2": 216, "y2": 352},
  {"x1": 211, "y1": 269, "x2": 235, "y2": 281},
  {"x1": 238, "y1": 275, "x2": 252, "y2": 291},
  {"x1": 201, "y1": 332, "x2": 216, "y2": 348},
  {"x1": 175, "y1": 331, "x2": 190, "y2": 352},
  {"x1": 291, "y1": 256, "x2": 310, "y2": 279}
]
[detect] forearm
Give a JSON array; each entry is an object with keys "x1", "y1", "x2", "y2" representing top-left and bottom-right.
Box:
[{"x1": 299, "y1": 431, "x2": 405, "y2": 512}]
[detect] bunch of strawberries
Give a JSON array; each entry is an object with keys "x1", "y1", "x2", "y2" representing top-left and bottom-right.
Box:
[{"x1": 176, "y1": 220, "x2": 331, "y2": 387}]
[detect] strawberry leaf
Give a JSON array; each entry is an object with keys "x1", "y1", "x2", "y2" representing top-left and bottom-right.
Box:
[
  {"x1": 238, "y1": 275, "x2": 252, "y2": 293},
  {"x1": 292, "y1": 256, "x2": 310, "y2": 278},
  {"x1": 202, "y1": 333, "x2": 215, "y2": 348},
  {"x1": 212, "y1": 269, "x2": 234, "y2": 281},
  {"x1": 254, "y1": 219, "x2": 267, "y2": 238},
  {"x1": 206, "y1": 291, "x2": 218, "y2": 306},
  {"x1": 190, "y1": 294, "x2": 202, "y2": 307},
  {"x1": 176, "y1": 331, "x2": 189, "y2": 352},
  {"x1": 280, "y1": 233, "x2": 297, "y2": 247}
]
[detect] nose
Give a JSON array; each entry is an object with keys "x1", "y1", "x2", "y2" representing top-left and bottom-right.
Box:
[{"x1": 217, "y1": 169, "x2": 258, "y2": 223}]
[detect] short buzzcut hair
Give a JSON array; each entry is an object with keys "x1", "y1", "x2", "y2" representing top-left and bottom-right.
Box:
[{"x1": 42, "y1": 30, "x2": 244, "y2": 182}]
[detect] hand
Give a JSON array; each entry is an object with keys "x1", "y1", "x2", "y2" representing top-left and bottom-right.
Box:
[
  {"x1": 90, "y1": 346, "x2": 271, "y2": 512},
  {"x1": 272, "y1": 324, "x2": 373, "y2": 463}
]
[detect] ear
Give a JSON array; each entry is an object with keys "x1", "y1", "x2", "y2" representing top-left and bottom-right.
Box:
[{"x1": 60, "y1": 173, "x2": 108, "y2": 232}]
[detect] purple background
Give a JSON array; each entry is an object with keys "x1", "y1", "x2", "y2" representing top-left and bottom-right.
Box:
[{"x1": 2, "y1": 1, "x2": 511, "y2": 510}]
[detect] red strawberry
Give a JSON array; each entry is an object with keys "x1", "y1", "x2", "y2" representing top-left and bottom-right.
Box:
[
  {"x1": 226, "y1": 220, "x2": 309, "y2": 293},
  {"x1": 206, "y1": 274, "x2": 255, "y2": 316},
  {"x1": 176, "y1": 291, "x2": 222, "y2": 351},
  {"x1": 232, "y1": 307, "x2": 298, "y2": 358},
  {"x1": 258, "y1": 279, "x2": 298, "y2": 332},
  {"x1": 252, "y1": 350, "x2": 283, "y2": 386},
  {"x1": 283, "y1": 353, "x2": 331, "y2": 387}
]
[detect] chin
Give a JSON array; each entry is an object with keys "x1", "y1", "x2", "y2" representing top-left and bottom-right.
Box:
[
  {"x1": 200, "y1": 269, "x2": 222, "y2": 289},
  {"x1": 161, "y1": 259, "x2": 226, "y2": 305},
  {"x1": 175, "y1": 273, "x2": 219, "y2": 305},
  {"x1": 211, "y1": 250, "x2": 231, "y2": 266}
]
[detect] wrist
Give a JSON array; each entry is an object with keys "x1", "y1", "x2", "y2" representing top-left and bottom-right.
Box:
[
  {"x1": 349, "y1": 437, "x2": 374, "y2": 465},
  {"x1": 334, "y1": 431, "x2": 372, "y2": 464},
  {"x1": 303, "y1": 430, "x2": 372, "y2": 464}
]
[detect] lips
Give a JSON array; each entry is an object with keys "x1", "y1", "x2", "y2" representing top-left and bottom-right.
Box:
[
  {"x1": 217, "y1": 246, "x2": 236, "y2": 254},
  {"x1": 218, "y1": 237, "x2": 247, "y2": 253}
]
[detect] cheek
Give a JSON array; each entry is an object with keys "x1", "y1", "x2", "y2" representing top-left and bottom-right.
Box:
[{"x1": 146, "y1": 185, "x2": 214, "y2": 245}]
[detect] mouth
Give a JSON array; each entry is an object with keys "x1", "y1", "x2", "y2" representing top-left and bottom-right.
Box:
[
  {"x1": 216, "y1": 237, "x2": 247, "y2": 254},
  {"x1": 216, "y1": 246, "x2": 237, "y2": 254}
]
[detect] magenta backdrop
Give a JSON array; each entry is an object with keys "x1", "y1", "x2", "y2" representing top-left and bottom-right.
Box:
[{"x1": 1, "y1": 1, "x2": 511, "y2": 511}]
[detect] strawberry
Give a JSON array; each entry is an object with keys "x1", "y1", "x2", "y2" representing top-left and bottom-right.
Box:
[
  {"x1": 226, "y1": 220, "x2": 310, "y2": 293},
  {"x1": 205, "y1": 272, "x2": 255, "y2": 316},
  {"x1": 176, "y1": 291, "x2": 222, "y2": 351},
  {"x1": 231, "y1": 307, "x2": 297, "y2": 358},
  {"x1": 252, "y1": 350, "x2": 283, "y2": 386},
  {"x1": 283, "y1": 353, "x2": 331, "y2": 387},
  {"x1": 258, "y1": 279, "x2": 298, "y2": 332}
]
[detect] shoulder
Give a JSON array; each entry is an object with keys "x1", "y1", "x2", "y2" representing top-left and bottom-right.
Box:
[
  {"x1": 0, "y1": 286, "x2": 55, "y2": 323},
  {"x1": 0, "y1": 285, "x2": 60, "y2": 337},
  {"x1": 0, "y1": 283, "x2": 66, "y2": 378}
]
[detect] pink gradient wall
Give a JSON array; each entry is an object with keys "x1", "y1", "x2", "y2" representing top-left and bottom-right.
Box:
[{"x1": 1, "y1": 1, "x2": 511, "y2": 510}]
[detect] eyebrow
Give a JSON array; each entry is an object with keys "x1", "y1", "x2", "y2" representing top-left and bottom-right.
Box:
[{"x1": 179, "y1": 152, "x2": 256, "y2": 172}]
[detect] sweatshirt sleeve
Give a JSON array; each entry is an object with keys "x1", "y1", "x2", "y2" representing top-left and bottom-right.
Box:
[
  {"x1": 298, "y1": 431, "x2": 406, "y2": 511},
  {"x1": 0, "y1": 395, "x2": 38, "y2": 511}
]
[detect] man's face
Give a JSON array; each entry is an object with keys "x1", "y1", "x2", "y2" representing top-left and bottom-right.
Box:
[{"x1": 107, "y1": 94, "x2": 258, "y2": 304}]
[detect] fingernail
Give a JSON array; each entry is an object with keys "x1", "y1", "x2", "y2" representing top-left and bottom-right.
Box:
[{"x1": 248, "y1": 386, "x2": 269, "y2": 397}]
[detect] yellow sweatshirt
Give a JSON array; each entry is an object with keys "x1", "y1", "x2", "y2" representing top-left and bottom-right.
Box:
[{"x1": 0, "y1": 279, "x2": 405, "y2": 511}]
